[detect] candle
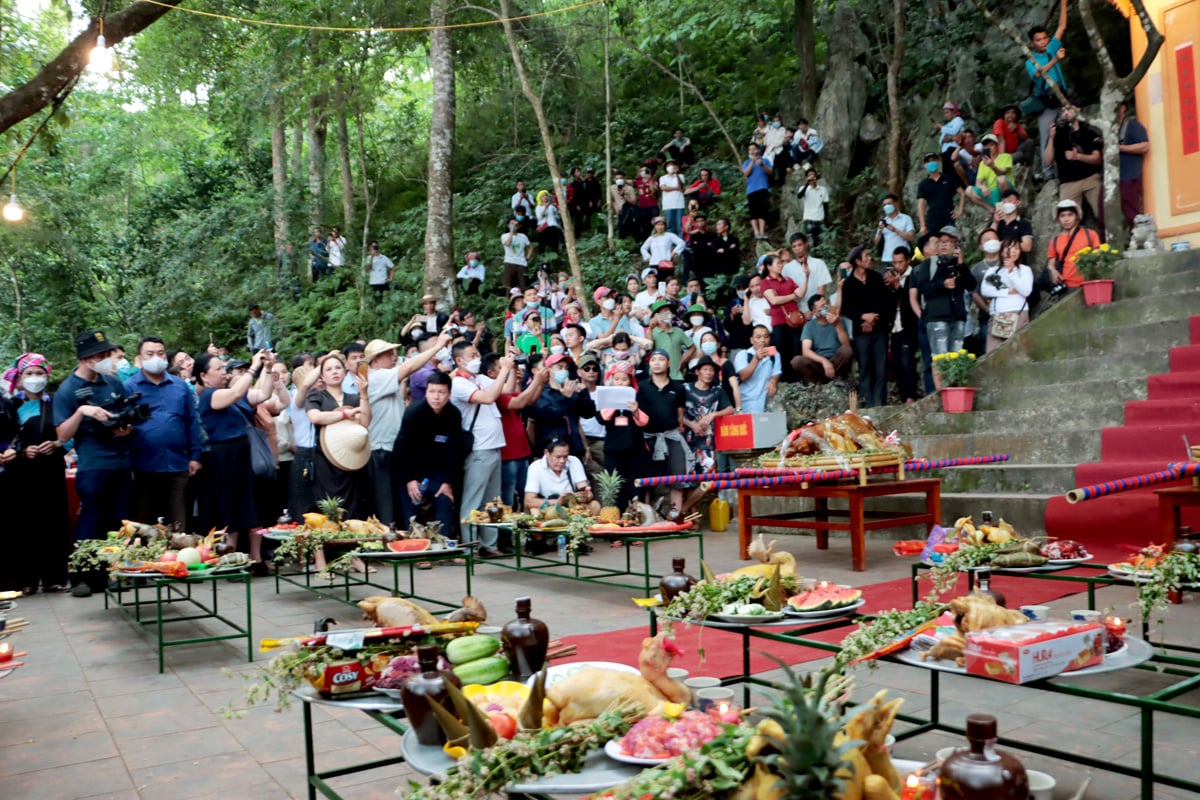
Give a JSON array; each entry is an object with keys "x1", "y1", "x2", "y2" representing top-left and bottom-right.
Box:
[
  {"x1": 0, "y1": 643, "x2": 11, "y2": 663},
  {"x1": 901, "y1": 771, "x2": 934, "y2": 800},
  {"x1": 711, "y1": 701, "x2": 742, "y2": 724}
]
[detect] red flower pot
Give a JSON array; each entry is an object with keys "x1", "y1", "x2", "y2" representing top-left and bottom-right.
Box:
[
  {"x1": 940, "y1": 387, "x2": 976, "y2": 413},
  {"x1": 1081, "y1": 279, "x2": 1114, "y2": 306}
]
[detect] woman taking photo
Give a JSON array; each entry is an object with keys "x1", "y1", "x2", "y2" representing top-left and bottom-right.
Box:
[
  {"x1": 981, "y1": 237, "x2": 1034, "y2": 352},
  {"x1": 196, "y1": 350, "x2": 275, "y2": 559},
  {"x1": 306, "y1": 352, "x2": 371, "y2": 518},
  {"x1": 4, "y1": 354, "x2": 69, "y2": 594}
]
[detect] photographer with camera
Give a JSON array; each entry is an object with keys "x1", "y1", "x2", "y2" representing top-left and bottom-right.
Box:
[
  {"x1": 1045, "y1": 198, "x2": 1101, "y2": 292},
  {"x1": 124, "y1": 336, "x2": 203, "y2": 528},
  {"x1": 54, "y1": 330, "x2": 135, "y2": 592},
  {"x1": 918, "y1": 226, "x2": 977, "y2": 390}
]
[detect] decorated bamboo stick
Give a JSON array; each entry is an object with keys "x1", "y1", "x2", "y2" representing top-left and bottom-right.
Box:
[
  {"x1": 1065, "y1": 466, "x2": 1186, "y2": 504},
  {"x1": 637, "y1": 454, "x2": 1011, "y2": 489},
  {"x1": 635, "y1": 467, "x2": 826, "y2": 487}
]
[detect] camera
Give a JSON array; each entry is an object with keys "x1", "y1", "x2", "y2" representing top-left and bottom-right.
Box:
[
  {"x1": 1048, "y1": 281, "x2": 1069, "y2": 298},
  {"x1": 512, "y1": 355, "x2": 529, "y2": 366},
  {"x1": 99, "y1": 393, "x2": 152, "y2": 428},
  {"x1": 985, "y1": 271, "x2": 1006, "y2": 291}
]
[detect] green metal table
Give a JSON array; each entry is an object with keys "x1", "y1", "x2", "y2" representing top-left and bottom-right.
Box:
[
  {"x1": 293, "y1": 685, "x2": 408, "y2": 800},
  {"x1": 105, "y1": 568, "x2": 253, "y2": 672},
  {"x1": 475, "y1": 523, "x2": 704, "y2": 596},
  {"x1": 267, "y1": 534, "x2": 473, "y2": 614}
]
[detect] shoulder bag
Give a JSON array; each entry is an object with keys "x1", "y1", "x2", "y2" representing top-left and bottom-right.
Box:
[
  {"x1": 461, "y1": 404, "x2": 481, "y2": 452},
  {"x1": 246, "y1": 421, "x2": 277, "y2": 480}
]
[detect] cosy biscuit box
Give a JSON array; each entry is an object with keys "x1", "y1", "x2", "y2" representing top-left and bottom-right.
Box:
[{"x1": 963, "y1": 620, "x2": 1105, "y2": 684}]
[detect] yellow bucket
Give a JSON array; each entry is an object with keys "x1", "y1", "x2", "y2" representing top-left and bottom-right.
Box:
[{"x1": 709, "y1": 497, "x2": 730, "y2": 532}]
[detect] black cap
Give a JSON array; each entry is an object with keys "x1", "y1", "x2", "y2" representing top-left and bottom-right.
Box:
[
  {"x1": 693, "y1": 355, "x2": 718, "y2": 371},
  {"x1": 248, "y1": 303, "x2": 260, "y2": 311},
  {"x1": 75, "y1": 330, "x2": 117, "y2": 360}
]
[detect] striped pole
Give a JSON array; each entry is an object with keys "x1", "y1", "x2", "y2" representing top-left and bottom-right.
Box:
[{"x1": 1065, "y1": 466, "x2": 1185, "y2": 504}]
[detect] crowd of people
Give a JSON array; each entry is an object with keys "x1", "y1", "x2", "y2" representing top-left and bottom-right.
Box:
[{"x1": 2, "y1": 0, "x2": 1145, "y2": 598}]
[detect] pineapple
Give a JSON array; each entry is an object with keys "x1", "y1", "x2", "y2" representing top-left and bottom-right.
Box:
[
  {"x1": 595, "y1": 470, "x2": 625, "y2": 523},
  {"x1": 316, "y1": 496, "x2": 346, "y2": 529},
  {"x1": 752, "y1": 665, "x2": 860, "y2": 800}
]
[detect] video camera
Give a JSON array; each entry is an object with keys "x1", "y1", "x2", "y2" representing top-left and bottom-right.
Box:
[
  {"x1": 985, "y1": 271, "x2": 1007, "y2": 292},
  {"x1": 99, "y1": 393, "x2": 152, "y2": 428}
]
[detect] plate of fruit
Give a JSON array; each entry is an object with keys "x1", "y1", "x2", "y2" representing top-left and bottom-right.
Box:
[
  {"x1": 784, "y1": 584, "x2": 864, "y2": 619},
  {"x1": 1041, "y1": 539, "x2": 1092, "y2": 565}
]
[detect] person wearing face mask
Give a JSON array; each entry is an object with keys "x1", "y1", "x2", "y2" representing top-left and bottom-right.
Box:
[
  {"x1": 873, "y1": 194, "x2": 916, "y2": 268},
  {"x1": 525, "y1": 353, "x2": 596, "y2": 461},
  {"x1": 589, "y1": 286, "x2": 625, "y2": 339},
  {"x1": 610, "y1": 170, "x2": 638, "y2": 239},
  {"x1": 969, "y1": 230, "x2": 1004, "y2": 351},
  {"x1": 4, "y1": 354, "x2": 69, "y2": 595},
  {"x1": 993, "y1": 189, "x2": 1035, "y2": 255},
  {"x1": 113, "y1": 346, "x2": 138, "y2": 381},
  {"x1": 684, "y1": 305, "x2": 714, "y2": 353},
  {"x1": 916, "y1": 152, "x2": 964, "y2": 237},
  {"x1": 680, "y1": 355, "x2": 733, "y2": 511},
  {"x1": 450, "y1": 342, "x2": 515, "y2": 558},
  {"x1": 658, "y1": 161, "x2": 687, "y2": 235},
  {"x1": 53, "y1": 330, "x2": 135, "y2": 561},
  {"x1": 456, "y1": 251, "x2": 486, "y2": 295},
  {"x1": 123, "y1": 336, "x2": 204, "y2": 528},
  {"x1": 762, "y1": 113, "x2": 789, "y2": 162},
  {"x1": 648, "y1": 299, "x2": 693, "y2": 380},
  {"x1": 516, "y1": 310, "x2": 551, "y2": 355},
  {"x1": 632, "y1": 164, "x2": 661, "y2": 242}
]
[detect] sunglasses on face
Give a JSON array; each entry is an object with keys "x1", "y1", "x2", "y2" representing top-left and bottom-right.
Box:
[{"x1": 579, "y1": 365, "x2": 599, "y2": 372}]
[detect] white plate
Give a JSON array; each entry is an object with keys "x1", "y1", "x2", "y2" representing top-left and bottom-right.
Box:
[
  {"x1": 708, "y1": 611, "x2": 787, "y2": 625},
  {"x1": 784, "y1": 598, "x2": 866, "y2": 619},
  {"x1": 527, "y1": 661, "x2": 640, "y2": 689},
  {"x1": 892, "y1": 636, "x2": 1152, "y2": 678},
  {"x1": 372, "y1": 686, "x2": 406, "y2": 700},
  {"x1": 604, "y1": 738, "x2": 671, "y2": 766},
  {"x1": 1045, "y1": 554, "x2": 1093, "y2": 566}
]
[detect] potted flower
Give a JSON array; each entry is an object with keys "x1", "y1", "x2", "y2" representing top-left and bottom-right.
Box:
[
  {"x1": 932, "y1": 349, "x2": 978, "y2": 412},
  {"x1": 68, "y1": 538, "x2": 118, "y2": 593},
  {"x1": 1073, "y1": 242, "x2": 1121, "y2": 306}
]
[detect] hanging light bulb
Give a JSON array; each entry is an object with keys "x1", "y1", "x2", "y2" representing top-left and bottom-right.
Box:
[
  {"x1": 2, "y1": 172, "x2": 22, "y2": 222},
  {"x1": 89, "y1": 21, "x2": 113, "y2": 73}
]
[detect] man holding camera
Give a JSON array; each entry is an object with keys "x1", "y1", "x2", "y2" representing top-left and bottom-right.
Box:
[
  {"x1": 1044, "y1": 107, "x2": 1103, "y2": 233},
  {"x1": 124, "y1": 336, "x2": 203, "y2": 528},
  {"x1": 918, "y1": 226, "x2": 977, "y2": 389},
  {"x1": 54, "y1": 331, "x2": 135, "y2": 591},
  {"x1": 792, "y1": 295, "x2": 852, "y2": 385}
]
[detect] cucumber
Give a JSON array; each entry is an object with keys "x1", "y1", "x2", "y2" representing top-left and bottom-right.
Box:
[
  {"x1": 452, "y1": 655, "x2": 510, "y2": 685},
  {"x1": 446, "y1": 634, "x2": 502, "y2": 665}
]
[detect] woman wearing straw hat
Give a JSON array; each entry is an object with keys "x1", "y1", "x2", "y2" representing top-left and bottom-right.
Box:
[{"x1": 306, "y1": 352, "x2": 372, "y2": 518}]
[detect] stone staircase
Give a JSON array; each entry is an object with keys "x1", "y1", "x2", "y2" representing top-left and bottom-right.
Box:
[{"x1": 868, "y1": 249, "x2": 1200, "y2": 548}]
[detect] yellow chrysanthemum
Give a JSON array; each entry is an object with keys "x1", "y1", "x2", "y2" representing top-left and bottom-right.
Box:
[
  {"x1": 1078, "y1": 246, "x2": 1092, "y2": 255},
  {"x1": 949, "y1": 352, "x2": 959, "y2": 359},
  {"x1": 1099, "y1": 243, "x2": 1110, "y2": 252}
]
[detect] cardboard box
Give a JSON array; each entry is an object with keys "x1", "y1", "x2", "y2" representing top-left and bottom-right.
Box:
[
  {"x1": 963, "y1": 620, "x2": 1105, "y2": 684},
  {"x1": 715, "y1": 412, "x2": 788, "y2": 451}
]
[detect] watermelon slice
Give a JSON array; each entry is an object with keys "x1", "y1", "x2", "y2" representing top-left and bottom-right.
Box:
[
  {"x1": 387, "y1": 538, "x2": 431, "y2": 553},
  {"x1": 788, "y1": 585, "x2": 862, "y2": 612}
]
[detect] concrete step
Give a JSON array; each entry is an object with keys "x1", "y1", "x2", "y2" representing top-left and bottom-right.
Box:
[
  {"x1": 1030, "y1": 291, "x2": 1200, "y2": 338},
  {"x1": 1124, "y1": 398, "x2": 1200, "y2": 426},
  {"x1": 934, "y1": 464, "x2": 1079, "y2": 495},
  {"x1": 1115, "y1": 266, "x2": 1200, "y2": 297},
  {"x1": 1025, "y1": 319, "x2": 1192, "y2": 363},
  {"x1": 975, "y1": 378, "x2": 1147, "y2": 410},
  {"x1": 910, "y1": 402, "x2": 1126, "y2": 436},
  {"x1": 976, "y1": 351, "x2": 1168, "y2": 388},
  {"x1": 907, "y1": 429, "x2": 1101, "y2": 464},
  {"x1": 1107, "y1": 249, "x2": 1200, "y2": 282}
]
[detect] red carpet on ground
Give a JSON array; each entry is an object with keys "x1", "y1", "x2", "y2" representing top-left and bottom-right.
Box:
[
  {"x1": 559, "y1": 569, "x2": 1096, "y2": 677},
  {"x1": 1045, "y1": 314, "x2": 1200, "y2": 553}
]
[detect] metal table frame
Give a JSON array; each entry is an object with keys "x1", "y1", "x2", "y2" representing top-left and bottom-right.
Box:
[
  {"x1": 104, "y1": 570, "x2": 253, "y2": 672},
  {"x1": 271, "y1": 544, "x2": 473, "y2": 613},
  {"x1": 476, "y1": 524, "x2": 704, "y2": 596},
  {"x1": 294, "y1": 689, "x2": 409, "y2": 800}
]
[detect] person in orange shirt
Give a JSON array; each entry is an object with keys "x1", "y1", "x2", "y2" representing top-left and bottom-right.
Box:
[{"x1": 1045, "y1": 199, "x2": 1101, "y2": 289}]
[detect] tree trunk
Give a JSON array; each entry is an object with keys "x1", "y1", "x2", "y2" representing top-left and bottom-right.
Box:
[
  {"x1": 885, "y1": 0, "x2": 908, "y2": 196},
  {"x1": 335, "y1": 87, "x2": 356, "y2": 240},
  {"x1": 270, "y1": 95, "x2": 289, "y2": 251},
  {"x1": 424, "y1": 0, "x2": 457, "y2": 305},
  {"x1": 0, "y1": 1, "x2": 183, "y2": 135},
  {"x1": 307, "y1": 96, "x2": 327, "y2": 229},
  {"x1": 1, "y1": 253, "x2": 28, "y2": 352},
  {"x1": 603, "y1": 4, "x2": 614, "y2": 249},
  {"x1": 499, "y1": 0, "x2": 589, "y2": 316},
  {"x1": 793, "y1": 0, "x2": 818, "y2": 120},
  {"x1": 356, "y1": 112, "x2": 376, "y2": 315}
]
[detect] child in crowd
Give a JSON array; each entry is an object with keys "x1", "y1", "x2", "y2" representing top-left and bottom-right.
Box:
[{"x1": 598, "y1": 362, "x2": 647, "y2": 511}]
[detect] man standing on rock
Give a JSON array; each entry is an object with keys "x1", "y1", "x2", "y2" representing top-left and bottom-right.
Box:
[{"x1": 741, "y1": 143, "x2": 774, "y2": 241}]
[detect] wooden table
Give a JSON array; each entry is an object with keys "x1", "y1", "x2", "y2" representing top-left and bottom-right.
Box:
[
  {"x1": 737, "y1": 478, "x2": 942, "y2": 571},
  {"x1": 1156, "y1": 485, "x2": 1200, "y2": 546}
]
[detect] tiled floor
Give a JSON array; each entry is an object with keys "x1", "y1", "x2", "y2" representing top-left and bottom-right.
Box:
[{"x1": 1, "y1": 531, "x2": 1196, "y2": 799}]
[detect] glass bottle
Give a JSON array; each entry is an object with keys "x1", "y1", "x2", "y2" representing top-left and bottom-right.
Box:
[
  {"x1": 502, "y1": 596, "x2": 550, "y2": 681},
  {"x1": 1171, "y1": 525, "x2": 1197, "y2": 554},
  {"x1": 980, "y1": 510, "x2": 994, "y2": 527},
  {"x1": 974, "y1": 567, "x2": 1008, "y2": 608},
  {"x1": 938, "y1": 714, "x2": 1029, "y2": 800},
  {"x1": 277, "y1": 508, "x2": 293, "y2": 527},
  {"x1": 400, "y1": 644, "x2": 461, "y2": 746},
  {"x1": 659, "y1": 557, "x2": 696, "y2": 604}
]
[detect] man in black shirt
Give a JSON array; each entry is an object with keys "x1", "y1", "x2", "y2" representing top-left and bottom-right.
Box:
[
  {"x1": 637, "y1": 350, "x2": 689, "y2": 512},
  {"x1": 919, "y1": 227, "x2": 978, "y2": 388},
  {"x1": 840, "y1": 246, "x2": 897, "y2": 408},
  {"x1": 683, "y1": 213, "x2": 718, "y2": 286},
  {"x1": 1044, "y1": 107, "x2": 1103, "y2": 233},
  {"x1": 993, "y1": 189, "x2": 1035, "y2": 256},
  {"x1": 916, "y1": 152, "x2": 964, "y2": 236},
  {"x1": 393, "y1": 372, "x2": 463, "y2": 538}
]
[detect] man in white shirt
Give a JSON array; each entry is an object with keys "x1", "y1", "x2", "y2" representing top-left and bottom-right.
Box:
[
  {"x1": 795, "y1": 168, "x2": 830, "y2": 245},
  {"x1": 873, "y1": 193, "x2": 916, "y2": 267},
  {"x1": 784, "y1": 233, "x2": 832, "y2": 318},
  {"x1": 793, "y1": 118, "x2": 823, "y2": 168},
  {"x1": 365, "y1": 241, "x2": 394, "y2": 302},
  {"x1": 327, "y1": 226, "x2": 347, "y2": 271},
  {"x1": 364, "y1": 333, "x2": 450, "y2": 525},
  {"x1": 631, "y1": 268, "x2": 663, "y2": 322},
  {"x1": 510, "y1": 180, "x2": 535, "y2": 226},
  {"x1": 501, "y1": 218, "x2": 533, "y2": 293},
  {"x1": 450, "y1": 342, "x2": 516, "y2": 557},
  {"x1": 524, "y1": 438, "x2": 593, "y2": 511}
]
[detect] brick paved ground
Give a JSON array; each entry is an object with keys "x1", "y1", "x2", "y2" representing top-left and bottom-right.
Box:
[{"x1": 1, "y1": 530, "x2": 1196, "y2": 799}]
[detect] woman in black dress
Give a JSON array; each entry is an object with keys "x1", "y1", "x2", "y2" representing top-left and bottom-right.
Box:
[
  {"x1": 2, "y1": 354, "x2": 63, "y2": 593},
  {"x1": 305, "y1": 352, "x2": 371, "y2": 517},
  {"x1": 196, "y1": 350, "x2": 276, "y2": 558}
]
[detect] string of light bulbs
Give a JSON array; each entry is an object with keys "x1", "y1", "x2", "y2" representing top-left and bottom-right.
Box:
[
  {"x1": 1, "y1": 73, "x2": 82, "y2": 222},
  {"x1": 135, "y1": 0, "x2": 605, "y2": 33}
]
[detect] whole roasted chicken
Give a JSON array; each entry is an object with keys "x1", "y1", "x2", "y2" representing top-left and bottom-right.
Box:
[{"x1": 544, "y1": 634, "x2": 689, "y2": 726}]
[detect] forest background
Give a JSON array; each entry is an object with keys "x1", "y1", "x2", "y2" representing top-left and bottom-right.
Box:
[{"x1": 0, "y1": 0, "x2": 1134, "y2": 367}]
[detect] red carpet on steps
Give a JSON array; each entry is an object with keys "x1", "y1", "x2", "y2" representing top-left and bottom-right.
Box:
[
  {"x1": 1045, "y1": 313, "x2": 1200, "y2": 552},
  {"x1": 558, "y1": 571, "x2": 1093, "y2": 677}
]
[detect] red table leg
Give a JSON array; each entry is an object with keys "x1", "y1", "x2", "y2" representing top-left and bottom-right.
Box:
[
  {"x1": 738, "y1": 490, "x2": 752, "y2": 561},
  {"x1": 849, "y1": 494, "x2": 866, "y2": 572},
  {"x1": 926, "y1": 482, "x2": 942, "y2": 530}
]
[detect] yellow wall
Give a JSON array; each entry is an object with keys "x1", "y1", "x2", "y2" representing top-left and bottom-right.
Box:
[{"x1": 1134, "y1": 0, "x2": 1200, "y2": 245}]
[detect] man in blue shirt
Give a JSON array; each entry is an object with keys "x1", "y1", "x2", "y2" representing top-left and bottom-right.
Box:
[
  {"x1": 741, "y1": 143, "x2": 774, "y2": 241},
  {"x1": 54, "y1": 330, "x2": 133, "y2": 594},
  {"x1": 733, "y1": 325, "x2": 781, "y2": 413},
  {"x1": 124, "y1": 336, "x2": 204, "y2": 527},
  {"x1": 1117, "y1": 100, "x2": 1150, "y2": 227},
  {"x1": 1021, "y1": 0, "x2": 1069, "y2": 180}
]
